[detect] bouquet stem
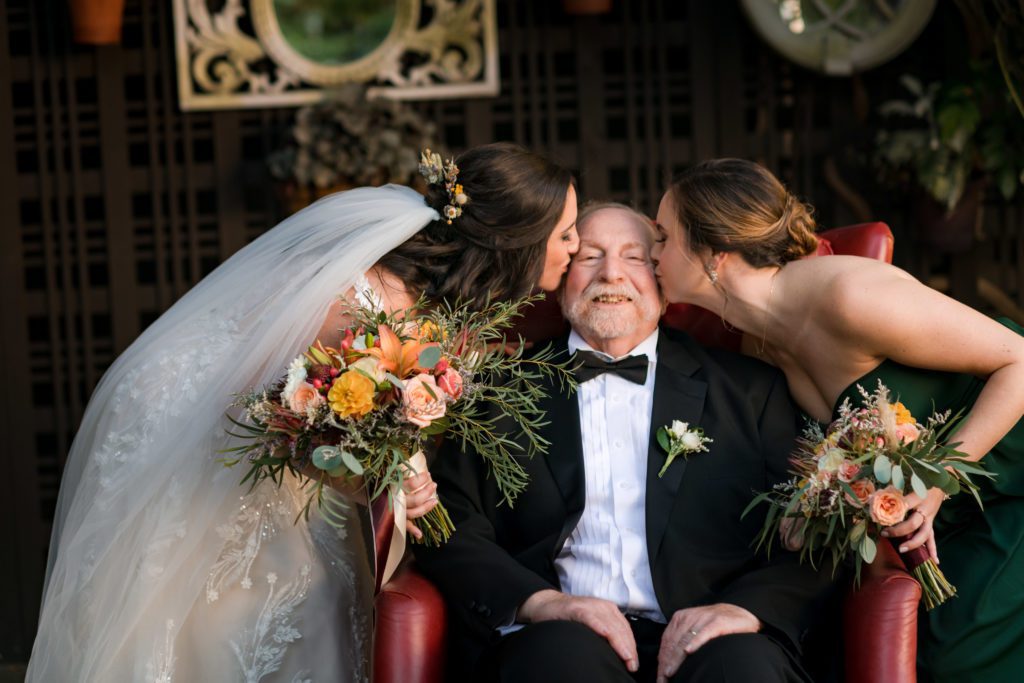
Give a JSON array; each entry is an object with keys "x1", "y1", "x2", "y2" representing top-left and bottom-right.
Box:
[
  {"x1": 890, "y1": 536, "x2": 956, "y2": 610},
  {"x1": 412, "y1": 501, "x2": 454, "y2": 547}
]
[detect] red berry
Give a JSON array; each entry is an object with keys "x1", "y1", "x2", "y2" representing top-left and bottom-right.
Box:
[
  {"x1": 329, "y1": 367, "x2": 339, "y2": 377},
  {"x1": 312, "y1": 379, "x2": 323, "y2": 389}
]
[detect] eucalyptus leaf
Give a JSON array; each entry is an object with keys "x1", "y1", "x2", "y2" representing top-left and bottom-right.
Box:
[
  {"x1": 874, "y1": 455, "x2": 892, "y2": 484},
  {"x1": 911, "y1": 472, "x2": 929, "y2": 499},
  {"x1": 311, "y1": 445, "x2": 340, "y2": 471},
  {"x1": 860, "y1": 535, "x2": 877, "y2": 564},
  {"x1": 339, "y1": 450, "x2": 364, "y2": 476},
  {"x1": 418, "y1": 346, "x2": 442, "y2": 369},
  {"x1": 891, "y1": 464, "x2": 905, "y2": 492}
]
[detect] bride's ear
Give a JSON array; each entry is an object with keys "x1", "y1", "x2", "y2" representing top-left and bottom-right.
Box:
[{"x1": 703, "y1": 251, "x2": 726, "y2": 284}]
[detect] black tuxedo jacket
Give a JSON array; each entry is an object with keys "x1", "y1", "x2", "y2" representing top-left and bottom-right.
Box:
[{"x1": 413, "y1": 327, "x2": 834, "y2": 675}]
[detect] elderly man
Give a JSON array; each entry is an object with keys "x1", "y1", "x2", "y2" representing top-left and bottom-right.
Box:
[{"x1": 414, "y1": 203, "x2": 832, "y2": 682}]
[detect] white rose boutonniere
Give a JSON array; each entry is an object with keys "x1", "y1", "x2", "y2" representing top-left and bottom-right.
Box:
[{"x1": 657, "y1": 420, "x2": 713, "y2": 477}]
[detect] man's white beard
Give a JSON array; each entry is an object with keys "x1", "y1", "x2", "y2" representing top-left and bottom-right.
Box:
[{"x1": 563, "y1": 282, "x2": 660, "y2": 341}]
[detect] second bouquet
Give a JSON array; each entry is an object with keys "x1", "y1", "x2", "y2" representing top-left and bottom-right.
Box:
[
  {"x1": 222, "y1": 294, "x2": 574, "y2": 546},
  {"x1": 744, "y1": 381, "x2": 993, "y2": 610}
]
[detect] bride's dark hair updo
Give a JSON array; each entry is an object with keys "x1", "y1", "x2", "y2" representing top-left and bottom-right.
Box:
[
  {"x1": 378, "y1": 142, "x2": 574, "y2": 308},
  {"x1": 666, "y1": 158, "x2": 818, "y2": 268}
]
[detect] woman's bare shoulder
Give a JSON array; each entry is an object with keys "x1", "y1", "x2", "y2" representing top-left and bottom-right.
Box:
[{"x1": 791, "y1": 256, "x2": 914, "y2": 310}]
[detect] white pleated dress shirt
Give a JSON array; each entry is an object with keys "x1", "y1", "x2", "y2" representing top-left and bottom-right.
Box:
[{"x1": 556, "y1": 328, "x2": 665, "y2": 622}]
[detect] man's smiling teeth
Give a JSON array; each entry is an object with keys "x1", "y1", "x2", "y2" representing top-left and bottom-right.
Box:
[{"x1": 594, "y1": 294, "x2": 630, "y2": 303}]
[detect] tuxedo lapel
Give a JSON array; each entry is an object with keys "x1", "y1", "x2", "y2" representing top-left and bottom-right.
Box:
[
  {"x1": 537, "y1": 342, "x2": 586, "y2": 550},
  {"x1": 645, "y1": 332, "x2": 706, "y2": 562}
]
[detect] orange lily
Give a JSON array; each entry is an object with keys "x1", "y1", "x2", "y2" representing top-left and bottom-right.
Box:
[{"x1": 364, "y1": 324, "x2": 437, "y2": 378}]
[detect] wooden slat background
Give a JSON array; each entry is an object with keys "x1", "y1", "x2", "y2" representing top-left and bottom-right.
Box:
[{"x1": 1, "y1": 0, "x2": 1020, "y2": 664}]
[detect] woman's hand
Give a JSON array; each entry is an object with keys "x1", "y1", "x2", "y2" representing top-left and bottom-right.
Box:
[
  {"x1": 881, "y1": 487, "x2": 945, "y2": 562},
  {"x1": 402, "y1": 469, "x2": 439, "y2": 540}
]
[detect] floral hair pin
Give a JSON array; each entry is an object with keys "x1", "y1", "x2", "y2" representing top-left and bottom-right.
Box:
[{"x1": 418, "y1": 148, "x2": 469, "y2": 224}]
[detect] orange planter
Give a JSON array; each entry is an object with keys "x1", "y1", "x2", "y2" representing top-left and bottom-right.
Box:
[{"x1": 69, "y1": 0, "x2": 126, "y2": 45}]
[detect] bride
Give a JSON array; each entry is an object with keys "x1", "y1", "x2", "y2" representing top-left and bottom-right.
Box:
[{"x1": 27, "y1": 142, "x2": 580, "y2": 682}]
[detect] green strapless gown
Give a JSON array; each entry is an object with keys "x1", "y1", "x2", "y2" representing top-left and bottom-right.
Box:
[{"x1": 833, "y1": 319, "x2": 1024, "y2": 683}]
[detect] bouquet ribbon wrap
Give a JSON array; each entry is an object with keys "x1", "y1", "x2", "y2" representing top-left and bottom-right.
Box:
[
  {"x1": 890, "y1": 534, "x2": 930, "y2": 571},
  {"x1": 381, "y1": 450, "x2": 428, "y2": 586}
]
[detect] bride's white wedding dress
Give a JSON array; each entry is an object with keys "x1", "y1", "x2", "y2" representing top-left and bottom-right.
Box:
[{"x1": 26, "y1": 186, "x2": 439, "y2": 682}]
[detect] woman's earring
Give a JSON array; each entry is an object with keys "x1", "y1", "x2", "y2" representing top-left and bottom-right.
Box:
[{"x1": 706, "y1": 267, "x2": 718, "y2": 284}]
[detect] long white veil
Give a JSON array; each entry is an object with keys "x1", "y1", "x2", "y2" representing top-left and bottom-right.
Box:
[{"x1": 27, "y1": 185, "x2": 439, "y2": 682}]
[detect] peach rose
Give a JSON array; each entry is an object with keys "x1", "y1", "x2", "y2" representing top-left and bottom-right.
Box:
[
  {"x1": 327, "y1": 370, "x2": 375, "y2": 418},
  {"x1": 869, "y1": 486, "x2": 908, "y2": 526},
  {"x1": 845, "y1": 478, "x2": 875, "y2": 507},
  {"x1": 838, "y1": 460, "x2": 861, "y2": 483},
  {"x1": 402, "y1": 373, "x2": 447, "y2": 427},
  {"x1": 437, "y1": 368, "x2": 463, "y2": 401},
  {"x1": 288, "y1": 382, "x2": 324, "y2": 413},
  {"x1": 895, "y1": 422, "x2": 920, "y2": 444}
]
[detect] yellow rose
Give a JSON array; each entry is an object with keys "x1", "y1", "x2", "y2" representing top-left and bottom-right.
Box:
[{"x1": 328, "y1": 370, "x2": 375, "y2": 418}]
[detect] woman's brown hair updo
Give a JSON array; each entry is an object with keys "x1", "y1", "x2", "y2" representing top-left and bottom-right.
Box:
[
  {"x1": 377, "y1": 142, "x2": 574, "y2": 309},
  {"x1": 667, "y1": 158, "x2": 819, "y2": 268}
]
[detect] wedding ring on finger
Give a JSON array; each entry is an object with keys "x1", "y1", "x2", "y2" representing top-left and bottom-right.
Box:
[{"x1": 689, "y1": 629, "x2": 699, "y2": 637}]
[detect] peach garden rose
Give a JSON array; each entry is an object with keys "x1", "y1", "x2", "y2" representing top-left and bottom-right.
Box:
[
  {"x1": 845, "y1": 478, "x2": 875, "y2": 507},
  {"x1": 437, "y1": 368, "x2": 464, "y2": 400},
  {"x1": 403, "y1": 373, "x2": 447, "y2": 427},
  {"x1": 869, "y1": 486, "x2": 908, "y2": 526},
  {"x1": 288, "y1": 382, "x2": 324, "y2": 413}
]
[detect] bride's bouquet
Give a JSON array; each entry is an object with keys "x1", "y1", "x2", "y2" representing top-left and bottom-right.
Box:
[
  {"x1": 743, "y1": 381, "x2": 992, "y2": 610},
  {"x1": 222, "y1": 294, "x2": 574, "y2": 546}
]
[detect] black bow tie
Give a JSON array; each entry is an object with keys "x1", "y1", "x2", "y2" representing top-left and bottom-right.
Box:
[{"x1": 573, "y1": 350, "x2": 649, "y2": 385}]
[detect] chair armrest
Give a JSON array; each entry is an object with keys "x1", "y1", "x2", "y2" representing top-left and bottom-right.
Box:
[
  {"x1": 843, "y1": 541, "x2": 920, "y2": 682},
  {"x1": 374, "y1": 563, "x2": 448, "y2": 683}
]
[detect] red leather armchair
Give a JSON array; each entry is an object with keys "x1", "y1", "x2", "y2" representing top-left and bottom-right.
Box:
[{"x1": 373, "y1": 223, "x2": 921, "y2": 683}]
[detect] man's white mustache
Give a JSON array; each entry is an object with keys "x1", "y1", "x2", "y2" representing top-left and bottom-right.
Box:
[{"x1": 582, "y1": 284, "x2": 640, "y2": 302}]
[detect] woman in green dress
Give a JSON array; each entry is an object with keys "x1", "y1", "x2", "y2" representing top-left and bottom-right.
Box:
[{"x1": 651, "y1": 158, "x2": 1024, "y2": 682}]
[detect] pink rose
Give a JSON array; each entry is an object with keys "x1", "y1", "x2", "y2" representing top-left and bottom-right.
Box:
[
  {"x1": 288, "y1": 382, "x2": 324, "y2": 413},
  {"x1": 895, "y1": 423, "x2": 920, "y2": 444},
  {"x1": 869, "y1": 486, "x2": 907, "y2": 526},
  {"x1": 437, "y1": 368, "x2": 463, "y2": 400},
  {"x1": 402, "y1": 373, "x2": 447, "y2": 427},
  {"x1": 838, "y1": 460, "x2": 861, "y2": 483},
  {"x1": 845, "y1": 479, "x2": 875, "y2": 507}
]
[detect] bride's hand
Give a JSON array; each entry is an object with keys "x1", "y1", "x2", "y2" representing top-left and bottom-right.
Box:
[
  {"x1": 403, "y1": 470, "x2": 439, "y2": 540},
  {"x1": 882, "y1": 488, "x2": 944, "y2": 563}
]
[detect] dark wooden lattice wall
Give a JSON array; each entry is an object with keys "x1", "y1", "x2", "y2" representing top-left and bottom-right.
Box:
[{"x1": 1, "y1": 0, "x2": 1019, "y2": 665}]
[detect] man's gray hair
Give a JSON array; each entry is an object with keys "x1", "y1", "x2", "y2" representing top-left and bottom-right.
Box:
[{"x1": 576, "y1": 201, "x2": 657, "y2": 243}]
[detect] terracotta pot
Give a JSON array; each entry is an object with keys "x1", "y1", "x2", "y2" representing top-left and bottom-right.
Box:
[
  {"x1": 912, "y1": 179, "x2": 985, "y2": 254},
  {"x1": 69, "y1": 0, "x2": 126, "y2": 45},
  {"x1": 563, "y1": 0, "x2": 613, "y2": 15}
]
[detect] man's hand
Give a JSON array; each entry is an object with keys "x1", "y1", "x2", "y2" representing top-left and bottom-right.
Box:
[
  {"x1": 518, "y1": 590, "x2": 639, "y2": 673},
  {"x1": 656, "y1": 603, "x2": 760, "y2": 683}
]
